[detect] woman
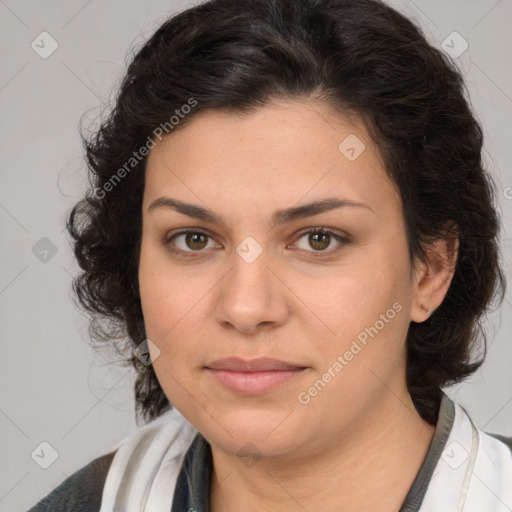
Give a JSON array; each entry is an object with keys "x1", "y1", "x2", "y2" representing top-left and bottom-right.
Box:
[{"x1": 29, "y1": 0, "x2": 512, "y2": 510}]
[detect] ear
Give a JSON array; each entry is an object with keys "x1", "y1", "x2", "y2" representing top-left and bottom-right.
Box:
[{"x1": 410, "y1": 223, "x2": 459, "y2": 323}]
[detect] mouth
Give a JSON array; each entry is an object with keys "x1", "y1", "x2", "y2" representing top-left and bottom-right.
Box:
[{"x1": 205, "y1": 357, "x2": 308, "y2": 396}]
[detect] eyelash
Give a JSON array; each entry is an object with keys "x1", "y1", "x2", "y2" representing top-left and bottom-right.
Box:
[{"x1": 162, "y1": 227, "x2": 351, "y2": 258}]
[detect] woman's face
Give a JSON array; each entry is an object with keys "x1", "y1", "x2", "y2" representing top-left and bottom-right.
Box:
[{"x1": 139, "y1": 100, "x2": 422, "y2": 458}]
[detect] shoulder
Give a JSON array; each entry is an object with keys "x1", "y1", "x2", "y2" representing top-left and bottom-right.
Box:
[
  {"x1": 27, "y1": 450, "x2": 116, "y2": 512},
  {"x1": 451, "y1": 398, "x2": 512, "y2": 464},
  {"x1": 487, "y1": 432, "x2": 512, "y2": 454}
]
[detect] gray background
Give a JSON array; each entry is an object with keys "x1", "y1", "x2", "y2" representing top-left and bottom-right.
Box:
[{"x1": 1, "y1": 1, "x2": 511, "y2": 510}]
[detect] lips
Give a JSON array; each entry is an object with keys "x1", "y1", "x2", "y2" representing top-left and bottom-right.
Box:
[
  {"x1": 205, "y1": 357, "x2": 307, "y2": 395},
  {"x1": 207, "y1": 357, "x2": 304, "y2": 372}
]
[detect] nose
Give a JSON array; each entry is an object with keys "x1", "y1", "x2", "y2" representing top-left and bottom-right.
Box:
[{"x1": 214, "y1": 248, "x2": 290, "y2": 334}]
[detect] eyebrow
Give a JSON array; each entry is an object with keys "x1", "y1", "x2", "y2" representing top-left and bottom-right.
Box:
[{"x1": 147, "y1": 196, "x2": 373, "y2": 227}]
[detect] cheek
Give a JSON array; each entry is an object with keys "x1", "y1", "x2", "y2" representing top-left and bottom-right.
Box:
[
  {"x1": 291, "y1": 265, "x2": 410, "y2": 418},
  {"x1": 139, "y1": 269, "x2": 208, "y2": 409},
  {"x1": 291, "y1": 250, "x2": 411, "y2": 373},
  {"x1": 138, "y1": 244, "x2": 203, "y2": 374},
  {"x1": 139, "y1": 238, "x2": 211, "y2": 334},
  {"x1": 300, "y1": 263, "x2": 404, "y2": 335},
  {"x1": 140, "y1": 287, "x2": 206, "y2": 369}
]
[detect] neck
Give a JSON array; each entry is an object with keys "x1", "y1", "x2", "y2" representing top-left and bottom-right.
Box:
[{"x1": 209, "y1": 390, "x2": 436, "y2": 512}]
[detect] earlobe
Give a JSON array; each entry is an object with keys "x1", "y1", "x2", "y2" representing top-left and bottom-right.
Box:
[
  {"x1": 410, "y1": 226, "x2": 459, "y2": 323},
  {"x1": 422, "y1": 304, "x2": 434, "y2": 316},
  {"x1": 411, "y1": 276, "x2": 437, "y2": 323}
]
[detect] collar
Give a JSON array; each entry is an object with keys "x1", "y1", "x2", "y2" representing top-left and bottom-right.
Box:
[{"x1": 418, "y1": 396, "x2": 512, "y2": 511}]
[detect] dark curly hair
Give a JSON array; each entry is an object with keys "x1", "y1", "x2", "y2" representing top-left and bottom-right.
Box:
[{"x1": 67, "y1": 0, "x2": 505, "y2": 426}]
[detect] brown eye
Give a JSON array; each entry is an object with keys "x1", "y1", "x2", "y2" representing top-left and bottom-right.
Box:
[
  {"x1": 166, "y1": 231, "x2": 218, "y2": 253},
  {"x1": 290, "y1": 228, "x2": 349, "y2": 255},
  {"x1": 185, "y1": 232, "x2": 208, "y2": 250},
  {"x1": 308, "y1": 232, "x2": 331, "y2": 251}
]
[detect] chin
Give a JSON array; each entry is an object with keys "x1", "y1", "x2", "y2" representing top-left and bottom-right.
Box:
[{"x1": 194, "y1": 405, "x2": 306, "y2": 457}]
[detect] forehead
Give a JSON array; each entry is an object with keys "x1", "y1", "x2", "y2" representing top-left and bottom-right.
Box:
[{"x1": 143, "y1": 100, "x2": 398, "y2": 218}]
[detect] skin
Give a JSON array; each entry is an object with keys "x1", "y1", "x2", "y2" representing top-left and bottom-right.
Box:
[{"x1": 138, "y1": 99, "x2": 458, "y2": 512}]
